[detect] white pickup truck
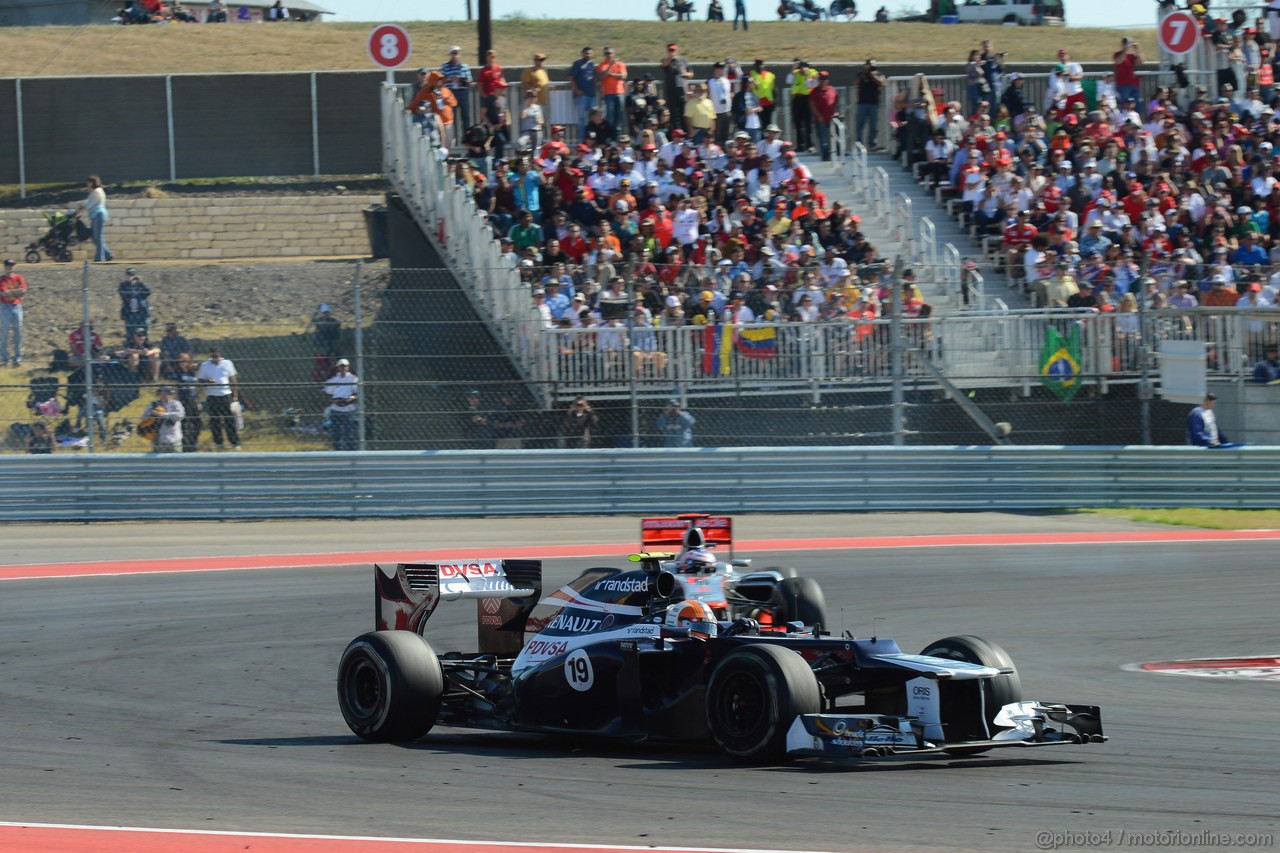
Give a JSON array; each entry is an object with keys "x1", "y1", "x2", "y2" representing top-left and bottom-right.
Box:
[{"x1": 953, "y1": 0, "x2": 1064, "y2": 25}]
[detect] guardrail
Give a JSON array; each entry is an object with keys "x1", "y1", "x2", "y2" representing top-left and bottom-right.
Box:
[{"x1": 2, "y1": 447, "x2": 1277, "y2": 521}]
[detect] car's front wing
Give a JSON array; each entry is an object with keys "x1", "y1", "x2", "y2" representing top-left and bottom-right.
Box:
[{"x1": 785, "y1": 702, "x2": 1106, "y2": 760}]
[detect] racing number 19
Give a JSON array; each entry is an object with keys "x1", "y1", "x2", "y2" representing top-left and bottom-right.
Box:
[{"x1": 564, "y1": 649, "x2": 595, "y2": 692}]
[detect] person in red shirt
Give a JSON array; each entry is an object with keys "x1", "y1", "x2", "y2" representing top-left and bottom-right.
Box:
[
  {"x1": 478, "y1": 50, "x2": 508, "y2": 123},
  {"x1": 539, "y1": 126, "x2": 571, "y2": 167},
  {"x1": 643, "y1": 203, "x2": 675, "y2": 248},
  {"x1": 810, "y1": 70, "x2": 839, "y2": 162},
  {"x1": 0, "y1": 258, "x2": 28, "y2": 366},
  {"x1": 68, "y1": 321, "x2": 103, "y2": 368},
  {"x1": 1002, "y1": 211, "x2": 1038, "y2": 285},
  {"x1": 1112, "y1": 38, "x2": 1143, "y2": 110},
  {"x1": 560, "y1": 223, "x2": 590, "y2": 263},
  {"x1": 1122, "y1": 184, "x2": 1147, "y2": 222}
]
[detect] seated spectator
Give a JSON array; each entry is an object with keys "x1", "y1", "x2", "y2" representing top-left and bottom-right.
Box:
[
  {"x1": 1254, "y1": 345, "x2": 1280, "y2": 383},
  {"x1": 118, "y1": 268, "x2": 151, "y2": 336},
  {"x1": 205, "y1": 0, "x2": 227, "y2": 22},
  {"x1": 117, "y1": 328, "x2": 162, "y2": 382},
  {"x1": 68, "y1": 322, "x2": 103, "y2": 368}
]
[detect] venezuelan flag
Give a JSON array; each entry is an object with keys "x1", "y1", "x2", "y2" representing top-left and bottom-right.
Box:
[
  {"x1": 702, "y1": 323, "x2": 733, "y2": 375},
  {"x1": 736, "y1": 326, "x2": 778, "y2": 360}
]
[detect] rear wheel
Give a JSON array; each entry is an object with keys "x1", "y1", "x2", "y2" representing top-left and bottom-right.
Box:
[
  {"x1": 920, "y1": 635, "x2": 1021, "y2": 755},
  {"x1": 56, "y1": 248, "x2": 73, "y2": 262},
  {"x1": 24, "y1": 250, "x2": 40, "y2": 264},
  {"x1": 337, "y1": 630, "x2": 444, "y2": 742},
  {"x1": 706, "y1": 644, "x2": 821, "y2": 761},
  {"x1": 769, "y1": 576, "x2": 829, "y2": 630}
]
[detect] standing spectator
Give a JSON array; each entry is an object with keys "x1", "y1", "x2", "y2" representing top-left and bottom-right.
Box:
[
  {"x1": 0, "y1": 259, "x2": 27, "y2": 367},
  {"x1": 461, "y1": 389, "x2": 492, "y2": 448},
  {"x1": 980, "y1": 40, "x2": 1005, "y2": 108},
  {"x1": 323, "y1": 358, "x2": 358, "y2": 451},
  {"x1": 145, "y1": 386, "x2": 184, "y2": 453},
  {"x1": 491, "y1": 389, "x2": 526, "y2": 448},
  {"x1": 266, "y1": 1, "x2": 289, "y2": 20},
  {"x1": 521, "y1": 53, "x2": 551, "y2": 110},
  {"x1": 1112, "y1": 38, "x2": 1143, "y2": 112},
  {"x1": 655, "y1": 399, "x2": 696, "y2": 447},
  {"x1": 733, "y1": 0, "x2": 748, "y2": 29},
  {"x1": 1187, "y1": 393, "x2": 1231, "y2": 447},
  {"x1": 519, "y1": 89, "x2": 545, "y2": 149},
  {"x1": 749, "y1": 59, "x2": 776, "y2": 129},
  {"x1": 853, "y1": 59, "x2": 885, "y2": 150},
  {"x1": 478, "y1": 50, "x2": 508, "y2": 124},
  {"x1": 441, "y1": 46, "x2": 474, "y2": 136},
  {"x1": 1053, "y1": 48, "x2": 1085, "y2": 113},
  {"x1": 118, "y1": 268, "x2": 151, "y2": 336},
  {"x1": 811, "y1": 71, "x2": 839, "y2": 161},
  {"x1": 597, "y1": 47, "x2": 629, "y2": 137},
  {"x1": 965, "y1": 49, "x2": 990, "y2": 117},
  {"x1": 205, "y1": 0, "x2": 227, "y2": 21},
  {"x1": 407, "y1": 71, "x2": 456, "y2": 147},
  {"x1": 312, "y1": 303, "x2": 341, "y2": 358},
  {"x1": 173, "y1": 352, "x2": 202, "y2": 453},
  {"x1": 661, "y1": 43, "x2": 694, "y2": 131},
  {"x1": 706, "y1": 62, "x2": 734, "y2": 144},
  {"x1": 685, "y1": 84, "x2": 716, "y2": 142},
  {"x1": 197, "y1": 349, "x2": 240, "y2": 450},
  {"x1": 76, "y1": 176, "x2": 112, "y2": 263},
  {"x1": 561, "y1": 395, "x2": 598, "y2": 448},
  {"x1": 787, "y1": 59, "x2": 818, "y2": 152},
  {"x1": 735, "y1": 75, "x2": 763, "y2": 140},
  {"x1": 570, "y1": 47, "x2": 597, "y2": 139}
]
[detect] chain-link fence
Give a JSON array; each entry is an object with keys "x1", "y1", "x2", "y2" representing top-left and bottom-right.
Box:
[{"x1": 3, "y1": 261, "x2": 1278, "y2": 453}]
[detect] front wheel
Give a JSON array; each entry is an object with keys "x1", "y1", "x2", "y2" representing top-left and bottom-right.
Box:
[
  {"x1": 920, "y1": 635, "x2": 1021, "y2": 755},
  {"x1": 706, "y1": 644, "x2": 821, "y2": 761},
  {"x1": 24, "y1": 250, "x2": 41, "y2": 264},
  {"x1": 337, "y1": 630, "x2": 444, "y2": 742},
  {"x1": 769, "y1": 575, "x2": 829, "y2": 630}
]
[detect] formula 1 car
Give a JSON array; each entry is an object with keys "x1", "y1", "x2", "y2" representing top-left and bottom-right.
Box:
[{"x1": 337, "y1": 515, "x2": 1105, "y2": 762}]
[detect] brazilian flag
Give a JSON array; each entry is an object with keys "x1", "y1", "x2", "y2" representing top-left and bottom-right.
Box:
[{"x1": 1040, "y1": 325, "x2": 1082, "y2": 401}]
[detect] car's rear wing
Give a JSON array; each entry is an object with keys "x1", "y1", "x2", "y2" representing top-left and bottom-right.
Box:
[
  {"x1": 375, "y1": 559, "x2": 543, "y2": 655},
  {"x1": 640, "y1": 513, "x2": 733, "y2": 557}
]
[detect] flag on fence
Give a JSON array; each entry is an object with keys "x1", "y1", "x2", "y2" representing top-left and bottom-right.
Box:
[
  {"x1": 735, "y1": 326, "x2": 779, "y2": 359},
  {"x1": 702, "y1": 323, "x2": 733, "y2": 375},
  {"x1": 1040, "y1": 324, "x2": 1082, "y2": 400}
]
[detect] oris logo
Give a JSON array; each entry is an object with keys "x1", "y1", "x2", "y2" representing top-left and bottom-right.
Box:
[{"x1": 912, "y1": 685, "x2": 933, "y2": 697}]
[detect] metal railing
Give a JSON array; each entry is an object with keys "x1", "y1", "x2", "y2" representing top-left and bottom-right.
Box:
[{"x1": 3, "y1": 446, "x2": 1279, "y2": 521}]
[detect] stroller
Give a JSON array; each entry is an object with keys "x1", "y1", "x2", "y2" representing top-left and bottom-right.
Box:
[{"x1": 24, "y1": 210, "x2": 92, "y2": 264}]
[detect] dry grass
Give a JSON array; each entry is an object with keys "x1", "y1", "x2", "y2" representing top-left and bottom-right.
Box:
[
  {"x1": 1085, "y1": 508, "x2": 1280, "y2": 530},
  {"x1": 0, "y1": 20, "x2": 1155, "y2": 77}
]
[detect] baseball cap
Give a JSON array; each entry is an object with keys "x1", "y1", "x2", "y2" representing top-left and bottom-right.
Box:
[
  {"x1": 336, "y1": 358, "x2": 350, "y2": 366},
  {"x1": 449, "y1": 45, "x2": 461, "y2": 53},
  {"x1": 700, "y1": 290, "x2": 715, "y2": 300},
  {"x1": 2, "y1": 259, "x2": 14, "y2": 266},
  {"x1": 157, "y1": 386, "x2": 173, "y2": 394},
  {"x1": 665, "y1": 295, "x2": 681, "y2": 307}
]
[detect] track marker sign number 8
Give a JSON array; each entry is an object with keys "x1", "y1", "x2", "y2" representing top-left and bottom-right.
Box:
[{"x1": 368, "y1": 24, "x2": 412, "y2": 69}]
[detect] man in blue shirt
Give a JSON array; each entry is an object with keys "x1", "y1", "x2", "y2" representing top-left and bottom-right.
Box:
[
  {"x1": 440, "y1": 46, "x2": 474, "y2": 140},
  {"x1": 1231, "y1": 231, "x2": 1268, "y2": 266},
  {"x1": 569, "y1": 47, "x2": 597, "y2": 141}
]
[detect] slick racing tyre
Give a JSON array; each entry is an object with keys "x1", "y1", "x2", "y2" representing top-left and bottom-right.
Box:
[
  {"x1": 920, "y1": 635, "x2": 1022, "y2": 755},
  {"x1": 706, "y1": 644, "x2": 821, "y2": 761},
  {"x1": 337, "y1": 630, "x2": 444, "y2": 742},
  {"x1": 769, "y1": 576, "x2": 829, "y2": 630}
]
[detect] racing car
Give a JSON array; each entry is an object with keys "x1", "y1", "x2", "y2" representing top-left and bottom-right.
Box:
[{"x1": 337, "y1": 514, "x2": 1105, "y2": 762}]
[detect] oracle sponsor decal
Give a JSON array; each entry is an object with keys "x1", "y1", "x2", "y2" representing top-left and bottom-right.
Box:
[{"x1": 1123, "y1": 656, "x2": 1280, "y2": 681}]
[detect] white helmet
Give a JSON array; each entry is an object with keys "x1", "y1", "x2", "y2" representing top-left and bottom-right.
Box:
[
  {"x1": 664, "y1": 599, "x2": 718, "y2": 636},
  {"x1": 676, "y1": 548, "x2": 716, "y2": 574}
]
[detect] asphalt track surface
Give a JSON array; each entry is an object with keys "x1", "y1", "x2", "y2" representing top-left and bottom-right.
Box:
[{"x1": 1, "y1": 515, "x2": 1278, "y2": 853}]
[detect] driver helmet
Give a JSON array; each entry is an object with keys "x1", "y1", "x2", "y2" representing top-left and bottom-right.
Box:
[
  {"x1": 676, "y1": 548, "x2": 716, "y2": 574},
  {"x1": 664, "y1": 599, "x2": 718, "y2": 636}
]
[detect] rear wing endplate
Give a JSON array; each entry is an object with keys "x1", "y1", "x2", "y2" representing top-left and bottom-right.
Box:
[{"x1": 375, "y1": 558, "x2": 543, "y2": 655}]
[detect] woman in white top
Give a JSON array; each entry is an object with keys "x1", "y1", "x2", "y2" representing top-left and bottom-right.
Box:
[{"x1": 77, "y1": 176, "x2": 113, "y2": 262}]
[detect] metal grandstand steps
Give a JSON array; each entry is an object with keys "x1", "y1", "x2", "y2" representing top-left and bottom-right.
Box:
[{"x1": 803, "y1": 148, "x2": 1037, "y2": 312}]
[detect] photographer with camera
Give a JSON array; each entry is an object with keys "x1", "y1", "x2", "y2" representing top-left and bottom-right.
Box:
[
  {"x1": 561, "y1": 395, "x2": 599, "y2": 448},
  {"x1": 1112, "y1": 38, "x2": 1143, "y2": 113},
  {"x1": 979, "y1": 41, "x2": 1006, "y2": 114},
  {"x1": 854, "y1": 59, "x2": 885, "y2": 150}
]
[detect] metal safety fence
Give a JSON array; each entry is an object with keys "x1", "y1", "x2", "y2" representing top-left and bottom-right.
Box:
[
  {"x1": 2, "y1": 446, "x2": 1279, "y2": 522},
  {"x1": 3, "y1": 261, "x2": 1280, "y2": 454}
]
